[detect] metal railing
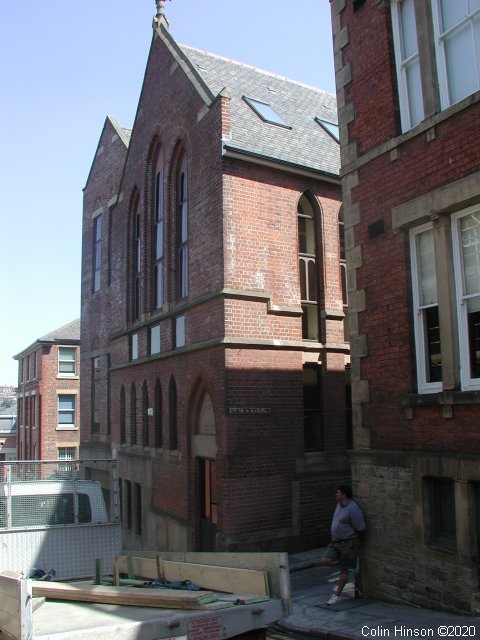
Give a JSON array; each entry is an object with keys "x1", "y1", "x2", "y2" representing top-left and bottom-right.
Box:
[{"x1": 0, "y1": 459, "x2": 119, "y2": 529}]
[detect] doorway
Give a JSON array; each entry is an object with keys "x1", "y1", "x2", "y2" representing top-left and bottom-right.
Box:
[{"x1": 199, "y1": 458, "x2": 217, "y2": 551}]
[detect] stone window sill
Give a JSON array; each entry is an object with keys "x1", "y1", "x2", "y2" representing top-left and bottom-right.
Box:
[{"x1": 402, "y1": 390, "x2": 480, "y2": 419}]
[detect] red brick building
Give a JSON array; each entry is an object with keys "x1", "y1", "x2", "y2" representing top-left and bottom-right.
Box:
[
  {"x1": 14, "y1": 320, "x2": 81, "y2": 462},
  {"x1": 331, "y1": 0, "x2": 480, "y2": 614},
  {"x1": 80, "y1": 4, "x2": 349, "y2": 553}
]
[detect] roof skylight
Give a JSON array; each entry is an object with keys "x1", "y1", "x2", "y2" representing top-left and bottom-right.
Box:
[
  {"x1": 315, "y1": 118, "x2": 340, "y2": 142},
  {"x1": 243, "y1": 97, "x2": 291, "y2": 128}
]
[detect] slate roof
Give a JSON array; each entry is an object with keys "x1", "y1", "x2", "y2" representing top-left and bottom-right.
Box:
[
  {"x1": 14, "y1": 319, "x2": 81, "y2": 360},
  {"x1": 179, "y1": 45, "x2": 340, "y2": 178},
  {"x1": 39, "y1": 319, "x2": 81, "y2": 343}
]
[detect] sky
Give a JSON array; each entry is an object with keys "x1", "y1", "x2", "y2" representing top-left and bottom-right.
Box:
[{"x1": 0, "y1": 0, "x2": 336, "y2": 387}]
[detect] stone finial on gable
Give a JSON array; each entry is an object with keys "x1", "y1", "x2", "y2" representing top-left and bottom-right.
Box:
[{"x1": 153, "y1": 0, "x2": 170, "y2": 30}]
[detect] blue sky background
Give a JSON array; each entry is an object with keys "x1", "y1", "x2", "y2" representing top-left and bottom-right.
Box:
[{"x1": 0, "y1": 0, "x2": 336, "y2": 386}]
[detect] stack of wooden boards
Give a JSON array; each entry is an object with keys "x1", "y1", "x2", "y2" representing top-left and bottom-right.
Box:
[{"x1": 31, "y1": 554, "x2": 271, "y2": 610}]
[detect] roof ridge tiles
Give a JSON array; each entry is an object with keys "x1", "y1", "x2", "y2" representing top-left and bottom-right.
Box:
[{"x1": 179, "y1": 44, "x2": 336, "y2": 98}]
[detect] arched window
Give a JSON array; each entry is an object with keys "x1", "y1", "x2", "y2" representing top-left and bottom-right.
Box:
[
  {"x1": 130, "y1": 383, "x2": 137, "y2": 445},
  {"x1": 120, "y1": 386, "x2": 126, "y2": 445},
  {"x1": 177, "y1": 153, "x2": 188, "y2": 299},
  {"x1": 154, "y1": 379, "x2": 163, "y2": 448},
  {"x1": 339, "y1": 207, "x2": 349, "y2": 341},
  {"x1": 154, "y1": 149, "x2": 164, "y2": 309},
  {"x1": 142, "y1": 381, "x2": 149, "y2": 446},
  {"x1": 168, "y1": 377, "x2": 178, "y2": 450},
  {"x1": 298, "y1": 194, "x2": 319, "y2": 340},
  {"x1": 130, "y1": 192, "x2": 141, "y2": 321},
  {"x1": 197, "y1": 391, "x2": 215, "y2": 435}
]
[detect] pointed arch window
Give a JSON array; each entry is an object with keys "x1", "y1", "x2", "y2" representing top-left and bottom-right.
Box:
[
  {"x1": 130, "y1": 384, "x2": 137, "y2": 445},
  {"x1": 339, "y1": 207, "x2": 349, "y2": 341},
  {"x1": 197, "y1": 391, "x2": 216, "y2": 435},
  {"x1": 154, "y1": 379, "x2": 163, "y2": 448},
  {"x1": 168, "y1": 377, "x2": 178, "y2": 450},
  {"x1": 177, "y1": 153, "x2": 188, "y2": 299},
  {"x1": 298, "y1": 195, "x2": 319, "y2": 340},
  {"x1": 154, "y1": 149, "x2": 164, "y2": 309},
  {"x1": 92, "y1": 214, "x2": 102, "y2": 293},
  {"x1": 131, "y1": 193, "x2": 141, "y2": 320}
]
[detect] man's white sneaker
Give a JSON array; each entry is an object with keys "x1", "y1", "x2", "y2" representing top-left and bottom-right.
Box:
[{"x1": 327, "y1": 593, "x2": 342, "y2": 605}]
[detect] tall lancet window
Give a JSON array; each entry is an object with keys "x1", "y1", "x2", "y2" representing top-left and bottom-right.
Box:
[
  {"x1": 298, "y1": 194, "x2": 319, "y2": 341},
  {"x1": 131, "y1": 193, "x2": 141, "y2": 320},
  {"x1": 154, "y1": 149, "x2": 164, "y2": 309},
  {"x1": 177, "y1": 152, "x2": 188, "y2": 299}
]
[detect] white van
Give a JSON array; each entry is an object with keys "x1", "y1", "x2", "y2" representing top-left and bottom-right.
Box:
[{"x1": 0, "y1": 480, "x2": 109, "y2": 528}]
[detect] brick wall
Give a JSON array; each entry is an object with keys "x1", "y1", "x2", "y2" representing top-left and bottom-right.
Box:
[
  {"x1": 81, "y1": 26, "x2": 348, "y2": 553},
  {"x1": 332, "y1": 0, "x2": 480, "y2": 613}
]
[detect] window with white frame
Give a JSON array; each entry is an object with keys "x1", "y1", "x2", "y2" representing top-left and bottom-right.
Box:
[
  {"x1": 452, "y1": 206, "x2": 480, "y2": 390},
  {"x1": 410, "y1": 206, "x2": 480, "y2": 394},
  {"x1": 57, "y1": 447, "x2": 76, "y2": 461},
  {"x1": 57, "y1": 446, "x2": 76, "y2": 476},
  {"x1": 431, "y1": 0, "x2": 480, "y2": 109},
  {"x1": 58, "y1": 347, "x2": 76, "y2": 376},
  {"x1": 391, "y1": 0, "x2": 425, "y2": 131},
  {"x1": 410, "y1": 224, "x2": 442, "y2": 393},
  {"x1": 58, "y1": 395, "x2": 76, "y2": 428}
]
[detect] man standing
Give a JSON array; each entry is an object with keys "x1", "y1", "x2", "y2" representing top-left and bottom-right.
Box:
[{"x1": 321, "y1": 485, "x2": 366, "y2": 605}]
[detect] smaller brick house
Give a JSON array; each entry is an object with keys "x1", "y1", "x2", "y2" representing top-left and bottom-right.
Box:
[{"x1": 14, "y1": 319, "x2": 81, "y2": 462}]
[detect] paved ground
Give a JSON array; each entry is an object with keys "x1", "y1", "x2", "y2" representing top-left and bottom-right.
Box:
[{"x1": 270, "y1": 548, "x2": 480, "y2": 640}]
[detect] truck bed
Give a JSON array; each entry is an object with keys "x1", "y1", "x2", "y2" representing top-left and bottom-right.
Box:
[
  {"x1": 0, "y1": 550, "x2": 290, "y2": 640},
  {"x1": 31, "y1": 596, "x2": 283, "y2": 639}
]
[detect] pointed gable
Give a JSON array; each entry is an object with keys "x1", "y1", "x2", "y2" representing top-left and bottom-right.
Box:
[
  {"x1": 127, "y1": 22, "x2": 339, "y2": 180},
  {"x1": 84, "y1": 116, "x2": 130, "y2": 193}
]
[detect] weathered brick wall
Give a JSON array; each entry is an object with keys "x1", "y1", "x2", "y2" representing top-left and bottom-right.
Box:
[
  {"x1": 81, "y1": 26, "x2": 348, "y2": 553},
  {"x1": 332, "y1": 0, "x2": 480, "y2": 613},
  {"x1": 81, "y1": 117, "x2": 128, "y2": 448},
  {"x1": 335, "y1": 0, "x2": 480, "y2": 450}
]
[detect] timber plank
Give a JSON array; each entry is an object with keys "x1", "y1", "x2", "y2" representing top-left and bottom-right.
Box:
[
  {"x1": 159, "y1": 559, "x2": 270, "y2": 596},
  {"x1": 218, "y1": 593, "x2": 271, "y2": 605},
  {"x1": 0, "y1": 575, "x2": 32, "y2": 640},
  {"x1": 31, "y1": 581, "x2": 222, "y2": 609}
]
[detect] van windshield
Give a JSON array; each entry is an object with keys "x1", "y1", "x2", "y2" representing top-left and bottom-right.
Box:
[{"x1": 0, "y1": 493, "x2": 92, "y2": 527}]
